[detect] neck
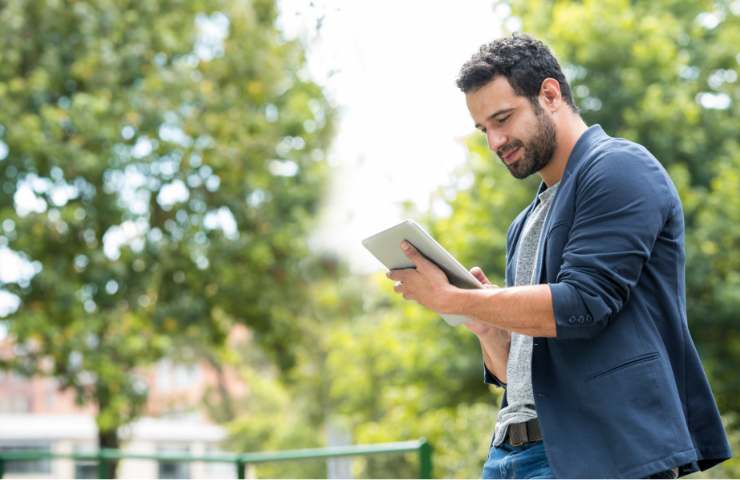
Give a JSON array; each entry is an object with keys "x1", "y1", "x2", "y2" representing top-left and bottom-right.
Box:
[{"x1": 538, "y1": 113, "x2": 589, "y2": 187}]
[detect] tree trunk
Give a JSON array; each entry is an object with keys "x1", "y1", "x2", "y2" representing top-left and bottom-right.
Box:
[
  {"x1": 98, "y1": 428, "x2": 120, "y2": 479},
  {"x1": 207, "y1": 355, "x2": 236, "y2": 421}
]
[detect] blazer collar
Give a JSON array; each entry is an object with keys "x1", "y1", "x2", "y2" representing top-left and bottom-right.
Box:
[
  {"x1": 560, "y1": 124, "x2": 609, "y2": 183},
  {"x1": 512, "y1": 125, "x2": 609, "y2": 258},
  {"x1": 531, "y1": 124, "x2": 608, "y2": 197}
]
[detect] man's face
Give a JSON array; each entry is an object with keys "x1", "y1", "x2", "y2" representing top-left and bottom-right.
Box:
[{"x1": 465, "y1": 76, "x2": 557, "y2": 179}]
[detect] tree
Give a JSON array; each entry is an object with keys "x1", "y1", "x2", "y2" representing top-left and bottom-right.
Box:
[{"x1": 0, "y1": 0, "x2": 334, "y2": 472}]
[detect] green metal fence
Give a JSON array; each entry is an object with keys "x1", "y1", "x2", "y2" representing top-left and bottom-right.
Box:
[{"x1": 0, "y1": 438, "x2": 433, "y2": 479}]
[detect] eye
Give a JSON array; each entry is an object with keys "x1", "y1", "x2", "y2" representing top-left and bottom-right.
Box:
[{"x1": 497, "y1": 115, "x2": 511, "y2": 125}]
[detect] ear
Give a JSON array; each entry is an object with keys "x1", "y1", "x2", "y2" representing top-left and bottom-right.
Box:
[{"x1": 539, "y1": 78, "x2": 562, "y2": 112}]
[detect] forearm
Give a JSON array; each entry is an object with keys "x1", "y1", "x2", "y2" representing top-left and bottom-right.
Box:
[
  {"x1": 478, "y1": 328, "x2": 511, "y2": 383},
  {"x1": 448, "y1": 284, "x2": 557, "y2": 337}
]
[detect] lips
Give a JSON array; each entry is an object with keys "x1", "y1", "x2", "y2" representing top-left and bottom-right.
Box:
[{"x1": 501, "y1": 146, "x2": 521, "y2": 165}]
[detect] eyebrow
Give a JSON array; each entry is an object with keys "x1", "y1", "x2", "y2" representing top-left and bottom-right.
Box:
[{"x1": 474, "y1": 108, "x2": 515, "y2": 129}]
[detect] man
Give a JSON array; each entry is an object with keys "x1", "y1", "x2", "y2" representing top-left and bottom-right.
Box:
[{"x1": 387, "y1": 34, "x2": 731, "y2": 478}]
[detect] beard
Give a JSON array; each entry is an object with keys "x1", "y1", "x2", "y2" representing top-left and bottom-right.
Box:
[{"x1": 498, "y1": 107, "x2": 557, "y2": 179}]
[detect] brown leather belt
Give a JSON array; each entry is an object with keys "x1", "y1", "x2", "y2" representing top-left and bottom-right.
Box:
[{"x1": 504, "y1": 418, "x2": 543, "y2": 446}]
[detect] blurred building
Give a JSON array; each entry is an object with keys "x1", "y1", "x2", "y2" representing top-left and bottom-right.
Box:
[{"x1": 0, "y1": 332, "x2": 249, "y2": 479}]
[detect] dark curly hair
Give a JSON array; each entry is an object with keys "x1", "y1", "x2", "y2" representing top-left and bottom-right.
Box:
[{"x1": 456, "y1": 33, "x2": 578, "y2": 112}]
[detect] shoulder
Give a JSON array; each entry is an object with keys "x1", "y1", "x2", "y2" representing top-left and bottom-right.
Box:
[
  {"x1": 574, "y1": 137, "x2": 677, "y2": 214},
  {"x1": 581, "y1": 137, "x2": 663, "y2": 178}
]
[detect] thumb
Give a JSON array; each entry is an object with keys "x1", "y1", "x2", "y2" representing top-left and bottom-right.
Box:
[{"x1": 470, "y1": 266, "x2": 491, "y2": 285}]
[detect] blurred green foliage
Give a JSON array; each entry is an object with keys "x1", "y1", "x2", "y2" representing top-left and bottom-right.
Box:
[{"x1": 0, "y1": 0, "x2": 334, "y2": 461}]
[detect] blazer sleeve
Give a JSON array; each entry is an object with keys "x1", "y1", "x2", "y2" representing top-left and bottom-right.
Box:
[
  {"x1": 483, "y1": 363, "x2": 506, "y2": 387},
  {"x1": 548, "y1": 150, "x2": 672, "y2": 339}
]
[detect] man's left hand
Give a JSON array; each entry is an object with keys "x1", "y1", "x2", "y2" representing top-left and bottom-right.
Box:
[{"x1": 386, "y1": 241, "x2": 457, "y2": 314}]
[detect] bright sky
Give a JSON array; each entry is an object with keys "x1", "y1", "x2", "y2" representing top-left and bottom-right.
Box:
[{"x1": 278, "y1": 0, "x2": 513, "y2": 271}]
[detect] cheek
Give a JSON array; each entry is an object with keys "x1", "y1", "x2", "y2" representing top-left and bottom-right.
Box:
[
  {"x1": 512, "y1": 112, "x2": 542, "y2": 146},
  {"x1": 515, "y1": 124, "x2": 537, "y2": 146}
]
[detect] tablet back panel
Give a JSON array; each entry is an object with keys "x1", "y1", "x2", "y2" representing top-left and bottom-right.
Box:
[{"x1": 362, "y1": 220, "x2": 481, "y2": 326}]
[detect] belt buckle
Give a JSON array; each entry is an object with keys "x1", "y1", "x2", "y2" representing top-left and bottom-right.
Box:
[
  {"x1": 509, "y1": 436, "x2": 525, "y2": 447},
  {"x1": 508, "y1": 423, "x2": 527, "y2": 447}
]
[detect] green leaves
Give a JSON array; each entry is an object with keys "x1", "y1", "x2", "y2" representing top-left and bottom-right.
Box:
[{"x1": 0, "y1": 0, "x2": 334, "y2": 450}]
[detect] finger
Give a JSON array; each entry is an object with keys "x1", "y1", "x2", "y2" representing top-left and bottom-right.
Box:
[
  {"x1": 400, "y1": 241, "x2": 434, "y2": 271},
  {"x1": 387, "y1": 269, "x2": 412, "y2": 281},
  {"x1": 470, "y1": 266, "x2": 491, "y2": 285},
  {"x1": 394, "y1": 283, "x2": 412, "y2": 300}
]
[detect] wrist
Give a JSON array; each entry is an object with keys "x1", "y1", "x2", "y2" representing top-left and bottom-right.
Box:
[
  {"x1": 479, "y1": 326, "x2": 511, "y2": 353},
  {"x1": 439, "y1": 284, "x2": 471, "y2": 314},
  {"x1": 436, "y1": 284, "x2": 459, "y2": 314},
  {"x1": 444, "y1": 286, "x2": 494, "y2": 317},
  {"x1": 482, "y1": 326, "x2": 511, "y2": 342}
]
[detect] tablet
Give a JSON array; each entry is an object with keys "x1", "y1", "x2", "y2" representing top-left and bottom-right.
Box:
[{"x1": 361, "y1": 219, "x2": 482, "y2": 326}]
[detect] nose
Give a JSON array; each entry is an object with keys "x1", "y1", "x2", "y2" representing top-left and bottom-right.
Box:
[{"x1": 486, "y1": 130, "x2": 507, "y2": 152}]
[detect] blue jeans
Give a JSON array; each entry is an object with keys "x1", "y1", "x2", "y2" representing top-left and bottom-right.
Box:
[{"x1": 482, "y1": 441, "x2": 554, "y2": 479}]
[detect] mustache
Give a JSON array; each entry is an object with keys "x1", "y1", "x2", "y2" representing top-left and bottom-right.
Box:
[{"x1": 497, "y1": 140, "x2": 524, "y2": 158}]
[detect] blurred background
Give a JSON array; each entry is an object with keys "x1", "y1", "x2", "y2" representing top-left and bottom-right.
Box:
[{"x1": 0, "y1": 0, "x2": 738, "y2": 478}]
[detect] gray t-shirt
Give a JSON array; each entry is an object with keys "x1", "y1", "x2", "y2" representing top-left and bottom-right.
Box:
[{"x1": 493, "y1": 182, "x2": 559, "y2": 447}]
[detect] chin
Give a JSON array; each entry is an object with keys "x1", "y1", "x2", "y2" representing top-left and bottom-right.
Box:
[{"x1": 507, "y1": 163, "x2": 535, "y2": 179}]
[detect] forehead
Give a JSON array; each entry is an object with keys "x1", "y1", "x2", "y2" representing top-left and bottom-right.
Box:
[{"x1": 465, "y1": 76, "x2": 524, "y2": 122}]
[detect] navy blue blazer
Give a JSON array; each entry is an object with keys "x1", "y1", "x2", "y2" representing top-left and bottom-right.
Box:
[{"x1": 484, "y1": 125, "x2": 731, "y2": 478}]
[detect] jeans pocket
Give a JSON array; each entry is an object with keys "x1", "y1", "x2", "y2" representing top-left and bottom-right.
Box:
[{"x1": 511, "y1": 442, "x2": 553, "y2": 479}]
